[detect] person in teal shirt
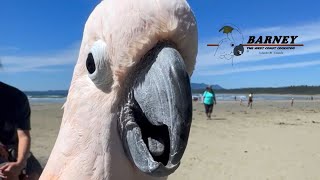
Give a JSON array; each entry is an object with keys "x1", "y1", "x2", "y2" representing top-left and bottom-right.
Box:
[{"x1": 203, "y1": 86, "x2": 216, "y2": 120}]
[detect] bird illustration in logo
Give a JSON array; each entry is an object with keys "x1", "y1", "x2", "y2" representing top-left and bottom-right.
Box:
[{"x1": 215, "y1": 24, "x2": 244, "y2": 65}]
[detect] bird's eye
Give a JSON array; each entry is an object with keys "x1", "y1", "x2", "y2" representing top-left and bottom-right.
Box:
[
  {"x1": 87, "y1": 40, "x2": 113, "y2": 92},
  {"x1": 86, "y1": 53, "x2": 96, "y2": 74}
]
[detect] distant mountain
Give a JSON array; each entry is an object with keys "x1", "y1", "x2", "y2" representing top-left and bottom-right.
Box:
[{"x1": 191, "y1": 83, "x2": 224, "y2": 90}]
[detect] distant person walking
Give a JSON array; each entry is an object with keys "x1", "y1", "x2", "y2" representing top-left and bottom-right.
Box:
[
  {"x1": 203, "y1": 86, "x2": 216, "y2": 120},
  {"x1": 291, "y1": 98, "x2": 294, "y2": 107},
  {"x1": 248, "y1": 92, "x2": 253, "y2": 109}
]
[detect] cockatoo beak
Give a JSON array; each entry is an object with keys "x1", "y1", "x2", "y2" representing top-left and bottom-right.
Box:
[{"x1": 118, "y1": 41, "x2": 192, "y2": 177}]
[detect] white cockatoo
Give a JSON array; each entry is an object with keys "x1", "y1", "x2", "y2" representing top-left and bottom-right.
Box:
[{"x1": 40, "y1": 0, "x2": 197, "y2": 179}]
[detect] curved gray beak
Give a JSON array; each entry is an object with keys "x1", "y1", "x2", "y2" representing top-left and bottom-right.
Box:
[{"x1": 119, "y1": 42, "x2": 192, "y2": 177}]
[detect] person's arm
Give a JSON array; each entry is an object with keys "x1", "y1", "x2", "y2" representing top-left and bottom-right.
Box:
[
  {"x1": 16, "y1": 95, "x2": 31, "y2": 167},
  {"x1": 16, "y1": 130, "x2": 31, "y2": 167}
]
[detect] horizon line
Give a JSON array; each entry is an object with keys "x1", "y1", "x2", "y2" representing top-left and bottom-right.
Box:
[{"x1": 22, "y1": 84, "x2": 320, "y2": 92}]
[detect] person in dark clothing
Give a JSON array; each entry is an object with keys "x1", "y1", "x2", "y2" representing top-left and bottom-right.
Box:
[{"x1": 0, "y1": 81, "x2": 42, "y2": 180}]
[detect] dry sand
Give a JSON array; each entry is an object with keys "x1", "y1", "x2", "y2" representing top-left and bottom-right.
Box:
[{"x1": 29, "y1": 100, "x2": 320, "y2": 180}]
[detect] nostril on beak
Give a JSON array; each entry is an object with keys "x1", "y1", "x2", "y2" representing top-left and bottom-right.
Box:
[
  {"x1": 148, "y1": 137, "x2": 165, "y2": 156},
  {"x1": 141, "y1": 122, "x2": 170, "y2": 166}
]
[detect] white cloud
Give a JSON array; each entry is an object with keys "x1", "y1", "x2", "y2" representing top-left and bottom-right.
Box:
[
  {"x1": 199, "y1": 60, "x2": 320, "y2": 76},
  {"x1": 0, "y1": 42, "x2": 80, "y2": 73}
]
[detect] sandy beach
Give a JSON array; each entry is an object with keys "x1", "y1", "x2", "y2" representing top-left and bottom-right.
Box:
[{"x1": 29, "y1": 99, "x2": 320, "y2": 180}]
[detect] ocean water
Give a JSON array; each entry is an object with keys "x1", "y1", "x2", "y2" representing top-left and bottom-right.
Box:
[
  {"x1": 28, "y1": 95, "x2": 66, "y2": 104},
  {"x1": 27, "y1": 93, "x2": 316, "y2": 104}
]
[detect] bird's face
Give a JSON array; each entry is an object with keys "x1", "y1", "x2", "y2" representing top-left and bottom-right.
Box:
[{"x1": 43, "y1": 0, "x2": 197, "y2": 178}]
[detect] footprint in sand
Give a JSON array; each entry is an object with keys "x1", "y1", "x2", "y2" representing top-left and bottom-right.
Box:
[
  {"x1": 212, "y1": 118, "x2": 227, "y2": 121},
  {"x1": 277, "y1": 122, "x2": 299, "y2": 126}
]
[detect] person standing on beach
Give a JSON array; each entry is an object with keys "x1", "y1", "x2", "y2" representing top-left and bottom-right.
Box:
[
  {"x1": 0, "y1": 81, "x2": 42, "y2": 180},
  {"x1": 248, "y1": 92, "x2": 253, "y2": 109},
  {"x1": 203, "y1": 86, "x2": 216, "y2": 120},
  {"x1": 291, "y1": 98, "x2": 294, "y2": 107}
]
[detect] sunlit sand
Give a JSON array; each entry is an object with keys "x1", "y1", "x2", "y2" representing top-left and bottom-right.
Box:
[{"x1": 29, "y1": 99, "x2": 320, "y2": 180}]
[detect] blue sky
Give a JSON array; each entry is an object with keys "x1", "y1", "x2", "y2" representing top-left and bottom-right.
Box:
[{"x1": 0, "y1": 0, "x2": 320, "y2": 90}]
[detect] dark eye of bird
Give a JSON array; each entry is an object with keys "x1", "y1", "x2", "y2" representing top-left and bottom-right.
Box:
[{"x1": 86, "y1": 53, "x2": 96, "y2": 74}]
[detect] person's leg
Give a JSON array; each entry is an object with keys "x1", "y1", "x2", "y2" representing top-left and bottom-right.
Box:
[
  {"x1": 204, "y1": 104, "x2": 209, "y2": 119},
  {"x1": 0, "y1": 147, "x2": 20, "y2": 180},
  {"x1": 0, "y1": 163, "x2": 19, "y2": 180},
  {"x1": 24, "y1": 153, "x2": 42, "y2": 180},
  {"x1": 4, "y1": 174, "x2": 19, "y2": 180},
  {"x1": 208, "y1": 104, "x2": 213, "y2": 119}
]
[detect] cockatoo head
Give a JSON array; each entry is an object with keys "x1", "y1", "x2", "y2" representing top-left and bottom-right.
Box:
[{"x1": 41, "y1": 0, "x2": 197, "y2": 179}]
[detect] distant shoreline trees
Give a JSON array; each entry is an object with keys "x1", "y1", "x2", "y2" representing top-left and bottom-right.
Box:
[{"x1": 192, "y1": 85, "x2": 320, "y2": 95}]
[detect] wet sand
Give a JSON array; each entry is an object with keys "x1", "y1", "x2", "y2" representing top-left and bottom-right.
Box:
[{"x1": 29, "y1": 100, "x2": 320, "y2": 180}]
